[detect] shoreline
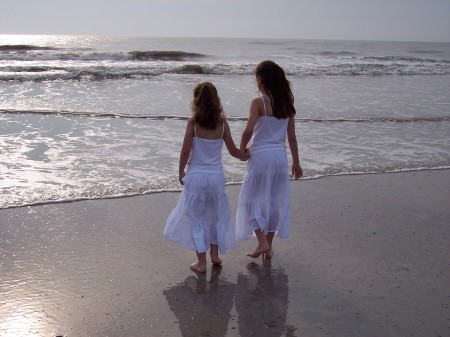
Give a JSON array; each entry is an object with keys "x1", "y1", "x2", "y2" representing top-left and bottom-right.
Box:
[
  {"x1": 3, "y1": 167, "x2": 450, "y2": 211},
  {"x1": 1, "y1": 169, "x2": 449, "y2": 336}
]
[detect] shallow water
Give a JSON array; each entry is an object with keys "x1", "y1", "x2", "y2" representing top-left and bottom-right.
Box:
[{"x1": 1, "y1": 36, "x2": 450, "y2": 209}]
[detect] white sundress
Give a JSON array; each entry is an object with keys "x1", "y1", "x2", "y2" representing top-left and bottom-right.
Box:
[
  {"x1": 236, "y1": 96, "x2": 291, "y2": 240},
  {"x1": 163, "y1": 123, "x2": 235, "y2": 254}
]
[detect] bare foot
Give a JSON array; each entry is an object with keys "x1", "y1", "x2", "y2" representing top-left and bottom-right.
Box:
[
  {"x1": 209, "y1": 244, "x2": 222, "y2": 265},
  {"x1": 210, "y1": 255, "x2": 222, "y2": 265},
  {"x1": 190, "y1": 262, "x2": 206, "y2": 273},
  {"x1": 247, "y1": 242, "x2": 270, "y2": 258},
  {"x1": 263, "y1": 248, "x2": 273, "y2": 259}
]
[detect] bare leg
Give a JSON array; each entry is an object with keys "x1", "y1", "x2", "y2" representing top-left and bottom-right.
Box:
[
  {"x1": 190, "y1": 251, "x2": 207, "y2": 273},
  {"x1": 247, "y1": 229, "x2": 270, "y2": 258},
  {"x1": 264, "y1": 231, "x2": 275, "y2": 259},
  {"x1": 209, "y1": 244, "x2": 222, "y2": 265}
]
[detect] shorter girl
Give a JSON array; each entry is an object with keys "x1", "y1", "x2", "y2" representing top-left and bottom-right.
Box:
[{"x1": 164, "y1": 82, "x2": 249, "y2": 273}]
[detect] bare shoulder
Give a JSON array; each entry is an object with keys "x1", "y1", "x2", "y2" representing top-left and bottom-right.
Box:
[
  {"x1": 186, "y1": 117, "x2": 195, "y2": 128},
  {"x1": 184, "y1": 117, "x2": 195, "y2": 135},
  {"x1": 250, "y1": 97, "x2": 263, "y2": 115},
  {"x1": 250, "y1": 96, "x2": 262, "y2": 107},
  {"x1": 223, "y1": 119, "x2": 232, "y2": 132}
]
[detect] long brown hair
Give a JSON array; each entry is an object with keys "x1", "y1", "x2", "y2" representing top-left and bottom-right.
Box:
[
  {"x1": 191, "y1": 82, "x2": 225, "y2": 129},
  {"x1": 255, "y1": 60, "x2": 296, "y2": 119}
]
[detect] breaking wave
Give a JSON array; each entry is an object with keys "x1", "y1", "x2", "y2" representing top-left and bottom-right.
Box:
[
  {"x1": 1, "y1": 43, "x2": 449, "y2": 81},
  {"x1": 1, "y1": 62, "x2": 450, "y2": 81},
  {"x1": 0, "y1": 45, "x2": 205, "y2": 61},
  {"x1": 129, "y1": 50, "x2": 205, "y2": 61},
  {"x1": 0, "y1": 44, "x2": 59, "y2": 51}
]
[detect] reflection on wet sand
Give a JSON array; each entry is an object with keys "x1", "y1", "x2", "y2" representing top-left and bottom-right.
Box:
[
  {"x1": 164, "y1": 259, "x2": 296, "y2": 337},
  {"x1": 163, "y1": 265, "x2": 235, "y2": 337},
  {"x1": 235, "y1": 260, "x2": 296, "y2": 337}
]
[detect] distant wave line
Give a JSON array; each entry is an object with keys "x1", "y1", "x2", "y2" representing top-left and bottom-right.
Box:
[
  {"x1": 361, "y1": 55, "x2": 450, "y2": 63},
  {"x1": 2, "y1": 44, "x2": 449, "y2": 64},
  {"x1": 0, "y1": 44, "x2": 59, "y2": 51},
  {"x1": 1, "y1": 64, "x2": 450, "y2": 82},
  {"x1": 0, "y1": 109, "x2": 189, "y2": 120},
  {"x1": 129, "y1": 50, "x2": 205, "y2": 61},
  {"x1": 2, "y1": 109, "x2": 449, "y2": 123},
  {"x1": 0, "y1": 46, "x2": 206, "y2": 61}
]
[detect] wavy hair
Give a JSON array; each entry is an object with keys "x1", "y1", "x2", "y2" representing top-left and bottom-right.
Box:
[
  {"x1": 191, "y1": 82, "x2": 225, "y2": 129},
  {"x1": 255, "y1": 60, "x2": 296, "y2": 119}
]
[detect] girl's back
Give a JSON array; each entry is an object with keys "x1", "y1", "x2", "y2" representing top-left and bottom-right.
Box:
[
  {"x1": 188, "y1": 123, "x2": 224, "y2": 172},
  {"x1": 250, "y1": 96, "x2": 289, "y2": 154}
]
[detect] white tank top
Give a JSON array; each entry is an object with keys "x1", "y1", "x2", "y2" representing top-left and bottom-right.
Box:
[
  {"x1": 250, "y1": 96, "x2": 289, "y2": 155},
  {"x1": 187, "y1": 123, "x2": 224, "y2": 174}
]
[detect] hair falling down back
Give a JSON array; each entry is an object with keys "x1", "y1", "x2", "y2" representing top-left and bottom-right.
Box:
[
  {"x1": 255, "y1": 60, "x2": 296, "y2": 119},
  {"x1": 192, "y1": 82, "x2": 225, "y2": 129}
]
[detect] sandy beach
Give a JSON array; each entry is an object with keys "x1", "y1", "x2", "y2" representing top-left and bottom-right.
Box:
[{"x1": 1, "y1": 169, "x2": 449, "y2": 337}]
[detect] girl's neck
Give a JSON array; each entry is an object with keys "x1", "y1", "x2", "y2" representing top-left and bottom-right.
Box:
[{"x1": 259, "y1": 87, "x2": 269, "y2": 97}]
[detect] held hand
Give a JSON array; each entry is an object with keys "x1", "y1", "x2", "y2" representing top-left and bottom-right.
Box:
[
  {"x1": 241, "y1": 148, "x2": 250, "y2": 161},
  {"x1": 292, "y1": 163, "x2": 303, "y2": 180},
  {"x1": 179, "y1": 171, "x2": 186, "y2": 185}
]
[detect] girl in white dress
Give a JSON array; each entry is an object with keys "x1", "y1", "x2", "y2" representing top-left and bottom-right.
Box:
[
  {"x1": 164, "y1": 82, "x2": 249, "y2": 273},
  {"x1": 236, "y1": 60, "x2": 303, "y2": 259}
]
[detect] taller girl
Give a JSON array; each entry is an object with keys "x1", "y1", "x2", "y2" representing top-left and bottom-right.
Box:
[{"x1": 236, "y1": 60, "x2": 303, "y2": 258}]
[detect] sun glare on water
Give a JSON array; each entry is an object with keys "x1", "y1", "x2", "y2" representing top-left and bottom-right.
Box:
[
  {"x1": 1, "y1": 309, "x2": 39, "y2": 337},
  {"x1": 0, "y1": 34, "x2": 93, "y2": 48},
  {"x1": 0, "y1": 295, "x2": 58, "y2": 337},
  {"x1": 0, "y1": 34, "x2": 50, "y2": 46}
]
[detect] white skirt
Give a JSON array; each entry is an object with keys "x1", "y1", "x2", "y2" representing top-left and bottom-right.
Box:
[
  {"x1": 163, "y1": 172, "x2": 235, "y2": 254},
  {"x1": 236, "y1": 150, "x2": 291, "y2": 240}
]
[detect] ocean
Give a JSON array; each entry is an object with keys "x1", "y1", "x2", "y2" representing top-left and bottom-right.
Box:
[{"x1": 1, "y1": 35, "x2": 449, "y2": 210}]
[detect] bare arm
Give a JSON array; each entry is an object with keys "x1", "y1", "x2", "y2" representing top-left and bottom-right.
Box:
[
  {"x1": 240, "y1": 98, "x2": 260, "y2": 151},
  {"x1": 287, "y1": 116, "x2": 303, "y2": 179},
  {"x1": 178, "y1": 118, "x2": 194, "y2": 184},
  {"x1": 223, "y1": 121, "x2": 250, "y2": 161}
]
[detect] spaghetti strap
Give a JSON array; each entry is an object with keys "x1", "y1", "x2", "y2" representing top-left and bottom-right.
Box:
[
  {"x1": 194, "y1": 122, "x2": 197, "y2": 137},
  {"x1": 221, "y1": 123, "x2": 225, "y2": 139},
  {"x1": 260, "y1": 96, "x2": 267, "y2": 116}
]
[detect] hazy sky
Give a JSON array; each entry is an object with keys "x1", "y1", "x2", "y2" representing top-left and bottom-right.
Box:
[{"x1": 1, "y1": 0, "x2": 449, "y2": 42}]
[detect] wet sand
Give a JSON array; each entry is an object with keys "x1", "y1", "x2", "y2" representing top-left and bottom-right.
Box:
[{"x1": 0, "y1": 170, "x2": 449, "y2": 337}]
